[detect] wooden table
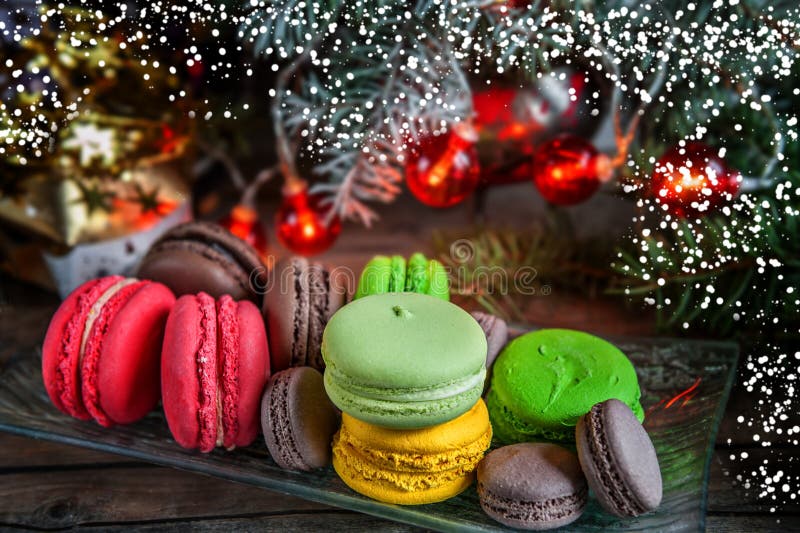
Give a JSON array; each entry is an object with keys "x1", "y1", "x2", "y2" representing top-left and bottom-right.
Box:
[{"x1": 1, "y1": 188, "x2": 797, "y2": 531}]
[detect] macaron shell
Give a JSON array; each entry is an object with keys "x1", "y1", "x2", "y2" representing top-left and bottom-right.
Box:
[
  {"x1": 81, "y1": 280, "x2": 150, "y2": 427},
  {"x1": 331, "y1": 401, "x2": 491, "y2": 505},
  {"x1": 337, "y1": 400, "x2": 491, "y2": 462},
  {"x1": 263, "y1": 257, "x2": 309, "y2": 371},
  {"x1": 217, "y1": 295, "x2": 241, "y2": 449},
  {"x1": 305, "y1": 262, "x2": 330, "y2": 372},
  {"x1": 138, "y1": 242, "x2": 253, "y2": 302},
  {"x1": 229, "y1": 298, "x2": 270, "y2": 448},
  {"x1": 262, "y1": 367, "x2": 338, "y2": 471},
  {"x1": 332, "y1": 456, "x2": 473, "y2": 505},
  {"x1": 388, "y1": 255, "x2": 406, "y2": 292},
  {"x1": 404, "y1": 253, "x2": 430, "y2": 294},
  {"x1": 576, "y1": 399, "x2": 662, "y2": 517},
  {"x1": 42, "y1": 276, "x2": 124, "y2": 420},
  {"x1": 354, "y1": 256, "x2": 392, "y2": 299},
  {"x1": 487, "y1": 328, "x2": 643, "y2": 443},
  {"x1": 426, "y1": 258, "x2": 450, "y2": 300},
  {"x1": 311, "y1": 269, "x2": 346, "y2": 371},
  {"x1": 161, "y1": 293, "x2": 219, "y2": 452},
  {"x1": 477, "y1": 443, "x2": 587, "y2": 530},
  {"x1": 322, "y1": 292, "x2": 487, "y2": 388},
  {"x1": 161, "y1": 221, "x2": 264, "y2": 279}
]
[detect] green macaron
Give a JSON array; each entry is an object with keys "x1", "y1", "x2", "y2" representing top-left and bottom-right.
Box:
[
  {"x1": 322, "y1": 292, "x2": 486, "y2": 429},
  {"x1": 487, "y1": 328, "x2": 644, "y2": 443},
  {"x1": 354, "y1": 253, "x2": 449, "y2": 300}
]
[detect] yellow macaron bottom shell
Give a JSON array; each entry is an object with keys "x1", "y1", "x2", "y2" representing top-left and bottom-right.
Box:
[
  {"x1": 332, "y1": 399, "x2": 492, "y2": 505},
  {"x1": 333, "y1": 452, "x2": 474, "y2": 504}
]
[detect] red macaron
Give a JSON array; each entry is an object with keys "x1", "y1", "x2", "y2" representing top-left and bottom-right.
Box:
[
  {"x1": 42, "y1": 275, "x2": 176, "y2": 427},
  {"x1": 161, "y1": 292, "x2": 270, "y2": 452}
]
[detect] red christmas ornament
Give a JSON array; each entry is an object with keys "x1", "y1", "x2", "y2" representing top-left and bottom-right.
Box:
[
  {"x1": 275, "y1": 185, "x2": 341, "y2": 256},
  {"x1": 532, "y1": 135, "x2": 611, "y2": 206},
  {"x1": 651, "y1": 142, "x2": 741, "y2": 218},
  {"x1": 405, "y1": 127, "x2": 480, "y2": 208},
  {"x1": 472, "y1": 63, "x2": 611, "y2": 186},
  {"x1": 219, "y1": 204, "x2": 269, "y2": 260}
]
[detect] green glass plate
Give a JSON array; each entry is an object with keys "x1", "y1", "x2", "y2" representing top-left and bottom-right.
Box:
[{"x1": 0, "y1": 329, "x2": 737, "y2": 532}]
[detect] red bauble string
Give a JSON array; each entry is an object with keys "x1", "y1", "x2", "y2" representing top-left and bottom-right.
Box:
[
  {"x1": 651, "y1": 142, "x2": 741, "y2": 218},
  {"x1": 275, "y1": 186, "x2": 341, "y2": 256},
  {"x1": 219, "y1": 204, "x2": 269, "y2": 260},
  {"x1": 532, "y1": 135, "x2": 610, "y2": 206},
  {"x1": 405, "y1": 128, "x2": 481, "y2": 208}
]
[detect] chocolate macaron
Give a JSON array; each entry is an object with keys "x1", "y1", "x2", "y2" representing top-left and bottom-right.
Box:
[
  {"x1": 576, "y1": 399, "x2": 663, "y2": 517},
  {"x1": 470, "y1": 311, "x2": 508, "y2": 370},
  {"x1": 263, "y1": 257, "x2": 344, "y2": 372},
  {"x1": 477, "y1": 443, "x2": 587, "y2": 530},
  {"x1": 261, "y1": 367, "x2": 339, "y2": 471},
  {"x1": 137, "y1": 221, "x2": 266, "y2": 305}
]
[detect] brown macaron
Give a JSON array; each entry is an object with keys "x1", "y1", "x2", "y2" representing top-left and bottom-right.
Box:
[
  {"x1": 262, "y1": 257, "x2": 345, "y2": 372},
  {"x1": 470, "y1": 311, "x2": 508, "y2": 369},
  {"x1": 477, "y1": 443, "x2": 587, "y2": 530},
  {"x1": 261, "y1": 367, "x2": 340, "y2": 471},
  {"x1": 137, "y1": 221, "x2": 265, "y2": 305},
  {"x1": 575, "y1": 399, "x2": 663, "y2": 517}
]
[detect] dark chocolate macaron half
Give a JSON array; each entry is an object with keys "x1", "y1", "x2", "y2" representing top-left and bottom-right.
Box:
[
  {"x1": 263, "y1": 257, "x2": 344, "y2": 372},
  {"x1": 477, "y1": 443, "x2": 587, "y2": 530},
  {"x1": 261, "y1": 367, "x2": 339, "y2": 471},
  {"x1": 576, "y1": 398, "x2": 663, "y2": 517},
  {"x1": 137, "y1": 221, "x2": 265, "y2": 304}
]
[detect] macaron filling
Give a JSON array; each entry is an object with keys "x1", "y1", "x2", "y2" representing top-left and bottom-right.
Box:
[
  {"x1": 584, "y1": 404, "x2": 645, "y2": 515},
  {"x1": 325, "y1": 365, "x2": 486, "y2": 402},
  {"x1": 324, "y1": 371, "x2": 483, "y2": 428}
]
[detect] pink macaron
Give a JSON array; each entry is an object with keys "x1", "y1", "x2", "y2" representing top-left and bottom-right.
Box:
[
  {"x1": 161, "y1": 292, "x2": 270, "y2": 452},
  {"x1": 42, "y1": 275, "x2": 176, "y2": 426}
]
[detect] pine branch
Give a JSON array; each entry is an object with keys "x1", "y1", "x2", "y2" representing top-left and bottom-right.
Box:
[{"x1": 612, "y1": 177, "x2": 800, "y2": 337}]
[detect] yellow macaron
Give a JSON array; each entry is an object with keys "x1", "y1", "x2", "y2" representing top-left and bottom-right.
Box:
[{"x1": 332, "y1": 399, "x2": 492, "y2": 505}]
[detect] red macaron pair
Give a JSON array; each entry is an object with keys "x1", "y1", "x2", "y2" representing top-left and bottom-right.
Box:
[
  {"x1": 43, "y1": 276, "x2": 270, "y2": 453},
  {"x1": 42, "y1": 276, "x2": 175, "y2": 426},
  {"x1": 161, "y1": 292, "x2": 270, "y2": 452}
]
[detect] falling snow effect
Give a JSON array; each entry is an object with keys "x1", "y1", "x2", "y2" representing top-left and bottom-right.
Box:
[{"x1": 2, "y1": 0, "x2": 799, "y2": 512}]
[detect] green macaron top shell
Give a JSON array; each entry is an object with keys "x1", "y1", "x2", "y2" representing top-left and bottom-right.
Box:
[
  {"x1": 322, "y1": 292, "x2": 486, "y2": 389},
  {"x1": 488, "y1": 328, "x2": 644, "y2": 443}
]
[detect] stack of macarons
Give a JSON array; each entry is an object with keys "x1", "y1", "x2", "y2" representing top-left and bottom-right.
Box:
[{"x1": 322, "y1": 292, "x2": 492, "y2": 504}]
